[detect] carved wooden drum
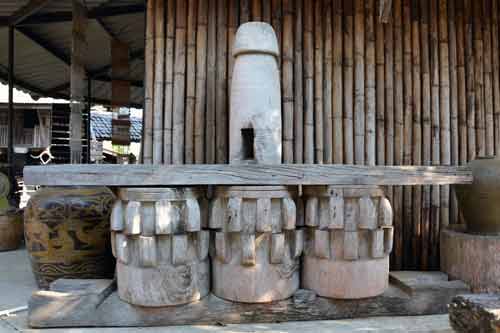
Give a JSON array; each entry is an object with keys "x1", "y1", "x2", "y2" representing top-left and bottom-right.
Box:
[
  {"x1": 111, "y1": 187, "x2": 210, "y2": 307},
  {"x1": 209, "y1": 186, "x2": 303, "y2": 303},
  {"x1": 302, "y1": 186, "x2": 393, "y2": 299}
]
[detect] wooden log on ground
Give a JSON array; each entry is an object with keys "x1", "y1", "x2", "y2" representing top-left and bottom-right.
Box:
[{"x1": 23, "y1": 164, "x2": 473, "y2": 187}]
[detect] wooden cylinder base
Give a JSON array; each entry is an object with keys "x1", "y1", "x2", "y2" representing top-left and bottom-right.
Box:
[
  {"x1": 301, "y1": 186, "x2": 393, "y2": 299},
  {"x1": 210, "y1": 186, "x2": 303, "y2": 303},
  {"x1": 111, "y1": 187, "x2": 210, "y2": 307}
]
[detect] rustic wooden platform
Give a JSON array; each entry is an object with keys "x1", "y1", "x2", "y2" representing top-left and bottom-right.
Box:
[
  {"x1": 28, "y1": 271, "x2": 469, "y2": 328},
  {"x1": 23, "y1": 164, "x2": 472, "y2": 186}
]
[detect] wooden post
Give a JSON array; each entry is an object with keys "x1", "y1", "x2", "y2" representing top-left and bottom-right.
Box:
[
  {"x1": 195, "y1": 0, "x2": 208, "y2": 164},
  {"x1": 252, "y1": 0, "x2": 262, "y2": 20},
  {"x1": 474, "y1": 0, "x2": 485, "y2": 157},
  {"x1": 483, "y1": 0, "x2": 494, "y2": 156},
  {"x1": 70, "y1": 0, "x2": 88, "y2": 164},
  {"x1": 448, "y1": 0, "x2": 458, "y2": 225},
  {"x1": 240, "y1": 0, "x2": 250, "y2": 23},
  {"x1": 283, "y1": 0, "x2": 294, "y2": 163},
  {"x1": 365, "y1": 0, "x2": 376, "y2": 167},
  {"x1": 7, "y1": 25, "x2": 14, "y2": 184},
  {"x1": 354, "y1": 0, "x2": 365, "y2": 165},
  {"x1": 344, "y1": 0, "x2": 354, "y2": 164},
  {"x1": 294, "y1": 0, "x2": 304, "y2": 163},
  {"x1": 333, "y1": 0, "x2": 343, "y2": 164},
  {"x1": 143, "y1": 0, "x2": 155, "y2": 164},
  {"x1": 153, "y1": 0, "x2": 165, "y2": 164}
]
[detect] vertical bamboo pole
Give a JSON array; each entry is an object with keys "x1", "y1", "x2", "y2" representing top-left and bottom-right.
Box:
[
  {"x1": 164, "y1": 0, "x2": 175, "y2": 164},
  {"x1": 456, "y1": 0, "x2": 467, "y2": 165},
  {"x1": 365, "y1": 0, "x2": 376, "y2": 167},
  {"x1": 228, "y1": 0, "x2": 238, "y2": 99},
  {"x1": 314, "y1": 0, "x2": 324, "y2": 163},
  {"x1": 393, "y1": 0, "x2": 404, "y2": 270},
  {"x1": 263, "y1": 0, "x2": 272, "y2": 23},
  {"x1": 240, "y1": 0, "x2": 250, "y2": 23},
  {"x1": 252, "y1": 0, "x2": 262, "y2": 20},
  {"x1": 376, "y1": 1, "x2": 385, "y2": 166},
  {"x1": 283, "y1": 0, "x2": 294, "y2": 163},
  {"x1": 153, "y1": 0, "x2": 165, "y2": 164},
  {"x1": 411, "y1": 0, "x2": 421, "y2": 269},
  {"x1": 402, "y1": 0, "x2": 413, "y2": 268},
  {"x1": 420, "y1": 0, "x2": 431, "y2": 270},
  {"x1": 304, "y1": 0, "x2": 314, "y2": 163},
  {"x1": 483, "y1": 0, "x2": 495, "y2": 156},
  {"x1": 448, "y1": 0, "x2": 459, "y2": 225},
  {"x1": 465, "y1": 0, "x2": 475, "y2": 161},
  {"x1": 185, "y1": 0, "x2": 198, "y2": 164},
  {"x1": 439, "y1": 0, "x2": 450, "y2": 232},
  {"x1": 343, "y1": 0, "x2": 354, "y2": 164},
  {"x1": 384, "y1": 0, "x2": 394, "y2": 209},
  {"x1": 294, "y1": 0, "x2": 304, "y2": 163},
  {"x1": 430, "y1": 0, "x2": 441, "y2": 270},
  {"x1": 143, "y1": 0, "x2": 155, "y2": 164},
  {"x1": 474, "y1": 0, "x2": 485, "y2": 157},
  {"x1": 216, "y1": 0, "x2": 228, "y2": 163},
  {"x1": 354, "y1": 0, "x2": 365, "y2": 165},
  {"x1": 195, "y1": 0, "x2": 208, "y2": 164},
  {"x1": 173, "y1": 0, "x2": 187, "y2": 164},
  {"x1": 323, "y1": 0, "x2": 334, "y2": 164},
  {"x1": 333, "y1": 0, "x2": 343, "y2": 163},
  {"x1": 272, "y1": 0, "x2": 282, "y2": 55},
  {"x1": 493, "y1": 0, "x2": 500, "y2": 156},
  {"x1": 206, "y1": 0, "x2": 217, "y2": 164}
]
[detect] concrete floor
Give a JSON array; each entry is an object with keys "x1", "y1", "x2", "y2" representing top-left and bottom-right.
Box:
[{"x1": 0, "y1": 249, "x2": 454, "y2": 333}]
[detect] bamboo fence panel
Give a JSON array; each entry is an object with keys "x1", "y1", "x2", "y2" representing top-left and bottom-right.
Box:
[{"x1": 141, "y1": 0, "x2": 500, "y2": 270}]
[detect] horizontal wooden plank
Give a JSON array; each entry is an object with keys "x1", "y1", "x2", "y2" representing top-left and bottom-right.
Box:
[{"x1": 23, "y1": 164, "x2": 473, "y2": 186}]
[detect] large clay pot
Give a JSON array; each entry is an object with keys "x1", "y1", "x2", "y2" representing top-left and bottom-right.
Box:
[
  {"x1": 0, "y1": 210, "x2": 23, "y2": 251},
  {"x1": 455, "y1": 156, "x2": 500, "y2": 235},
  {"x1": 24, "y1": 186, "x2": 115, "y2": 288}
]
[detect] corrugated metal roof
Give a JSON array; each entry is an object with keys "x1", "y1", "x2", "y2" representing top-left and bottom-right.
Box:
[
  {"x1": 0, "y1": 0, "x2": 145, "y2": 108},
  {"x1": 91, "y1": 111, "x2": 142, "y2": 142}
]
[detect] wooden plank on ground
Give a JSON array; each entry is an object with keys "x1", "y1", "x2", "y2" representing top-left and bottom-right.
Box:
[{"x1": 23, "y1": 164, "x2": 472, "y2": 187}]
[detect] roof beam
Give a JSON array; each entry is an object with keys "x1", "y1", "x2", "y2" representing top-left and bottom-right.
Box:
[
  {"x1": 8, "y1": 4, "x2": 145, "y2": 26},
  {"x1": 16, "y1": 27, "x2": 71, "y2": 66},
  {"x1": 9, "y1": 0, "x2": 53, "y2": 26}
]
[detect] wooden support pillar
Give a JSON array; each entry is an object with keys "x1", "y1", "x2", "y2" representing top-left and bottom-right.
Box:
[
  {"x1": 111, "y1": 39, "x2": 131, "y2": 147},
  {"x1": 69, "y1": 0, "x2": 88, "y2": 164},
  {"x1": 7, "y1": 26, "x2": 14, "y2": 184},
  {"x1": 86, "y1": 78, "x2": 91, "y2": 164}
]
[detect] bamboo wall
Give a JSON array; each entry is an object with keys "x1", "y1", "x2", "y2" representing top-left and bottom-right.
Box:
[{"x1": 142, "y1": 0, "x2": 500, "y2": 270}]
